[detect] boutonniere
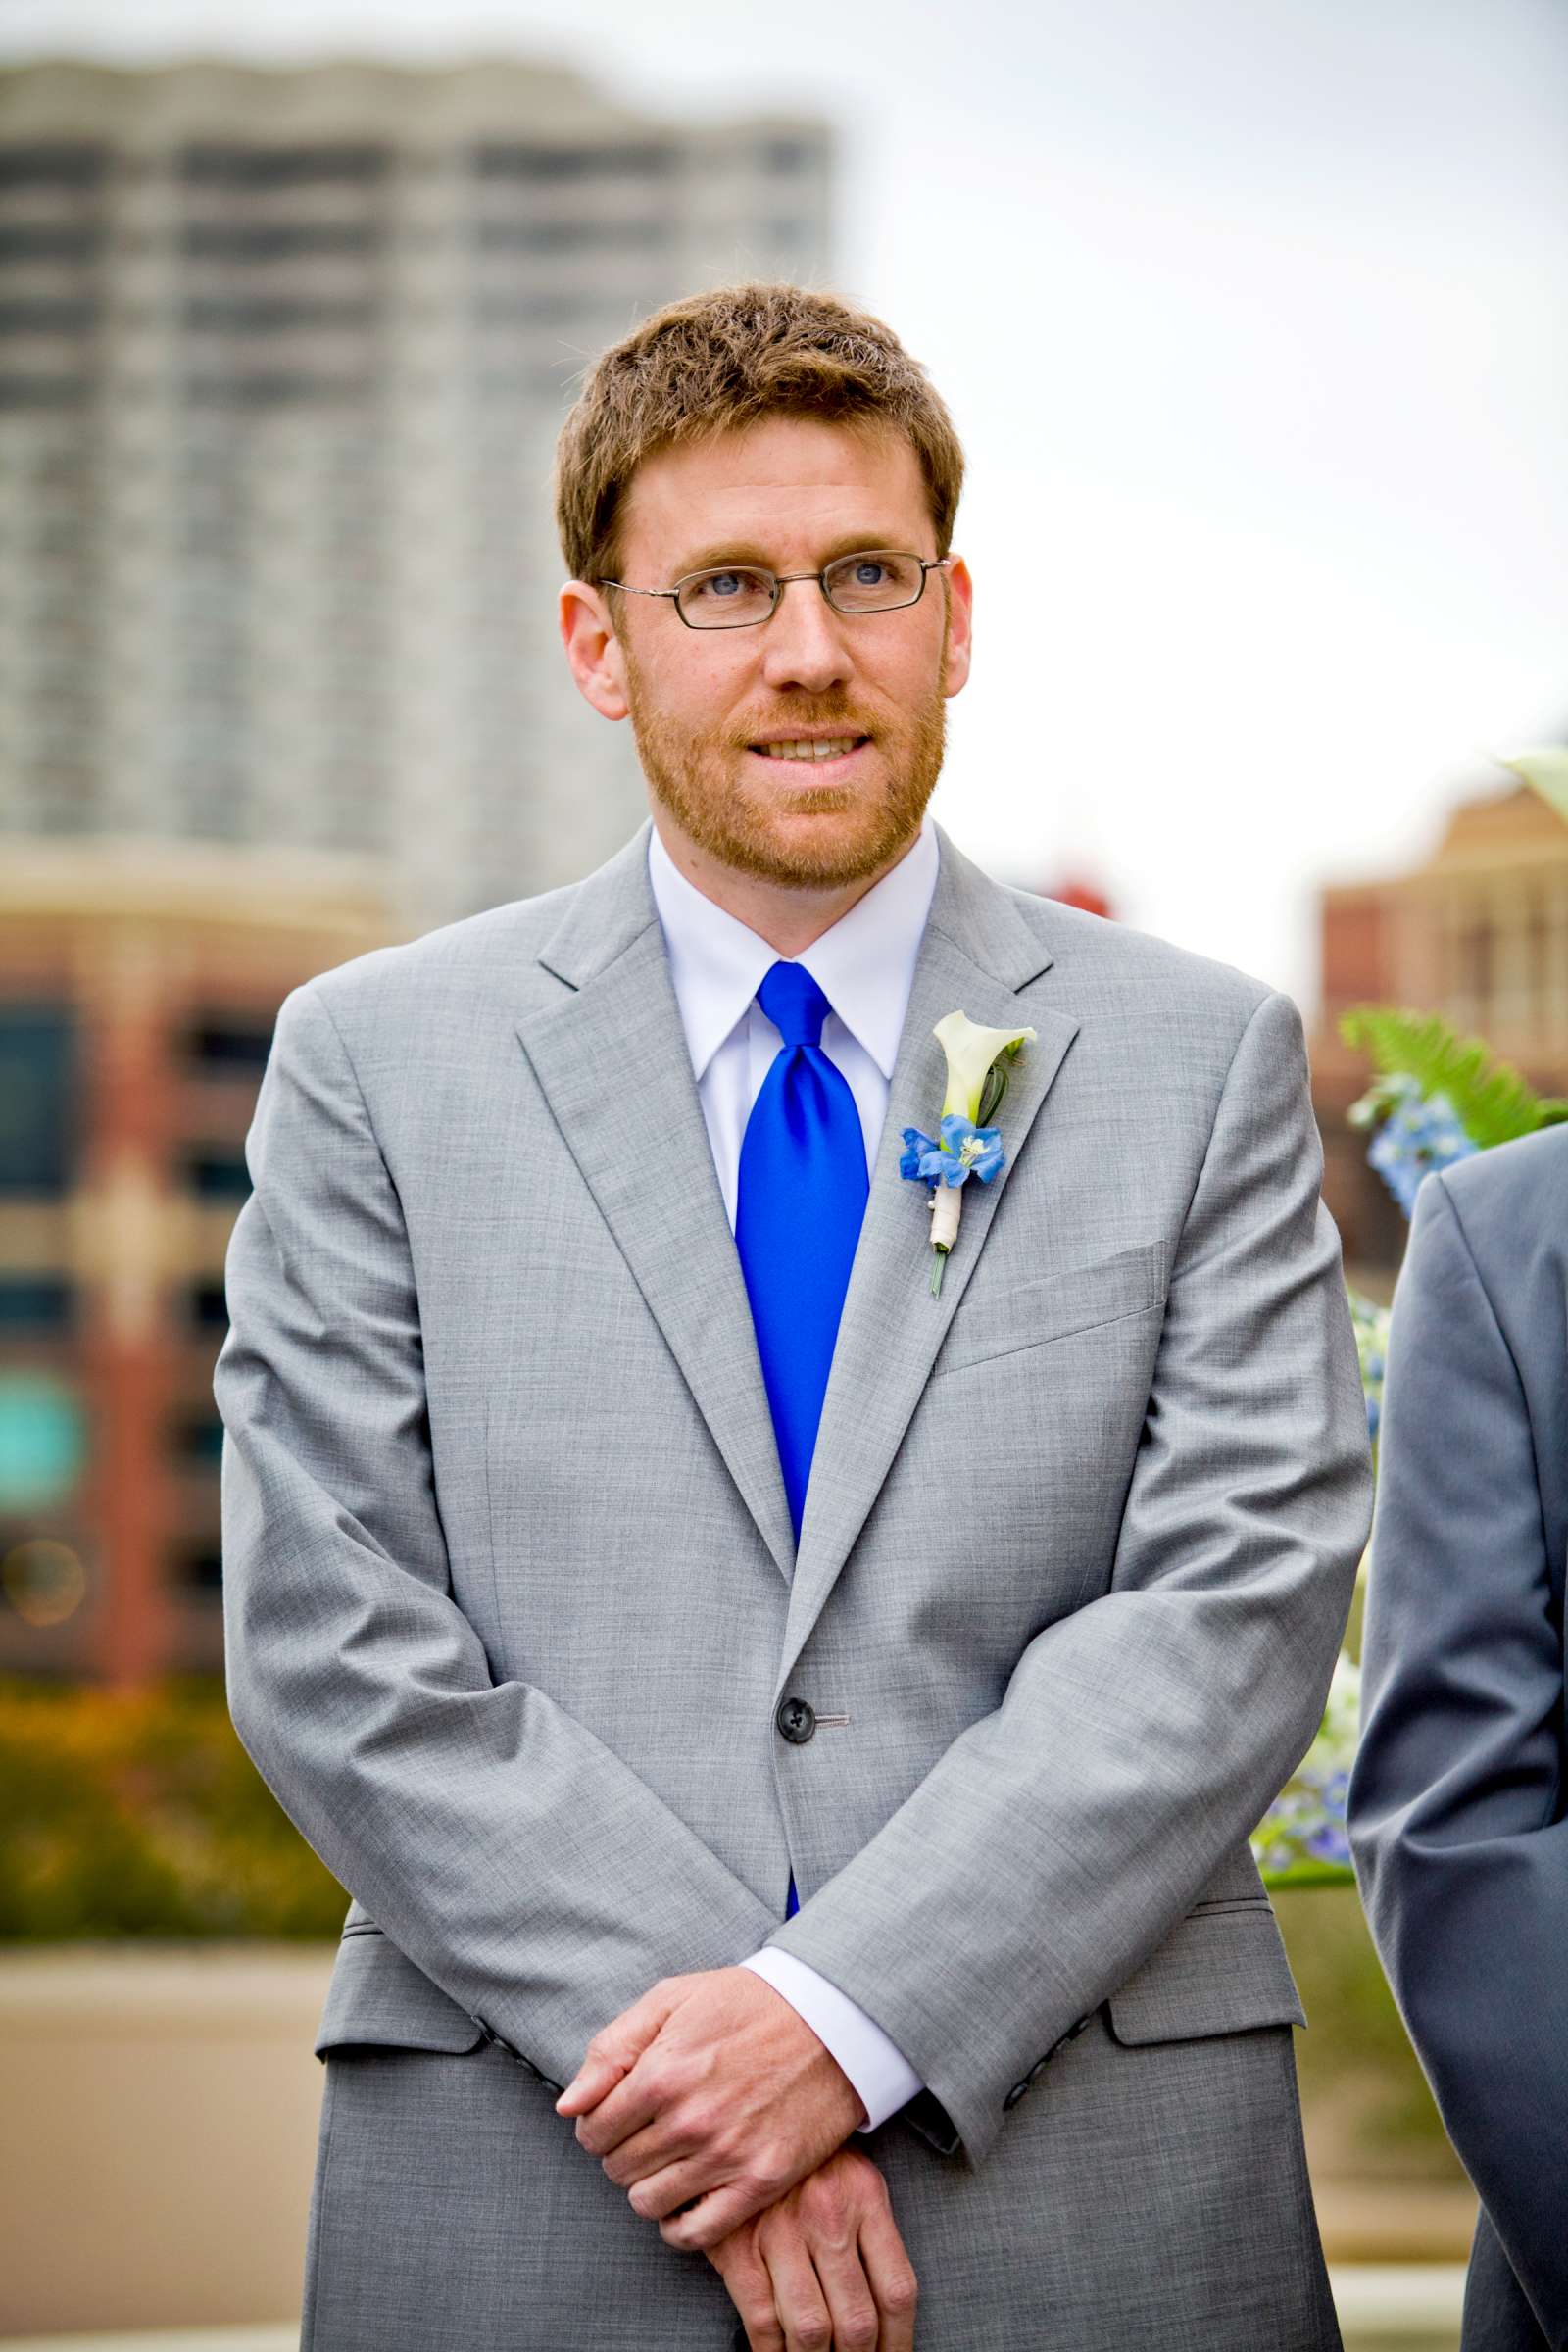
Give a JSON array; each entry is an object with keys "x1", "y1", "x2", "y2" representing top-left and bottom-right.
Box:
[{"x1": 900, "y1": 1011, "x2": 1037, "y2": 1295}]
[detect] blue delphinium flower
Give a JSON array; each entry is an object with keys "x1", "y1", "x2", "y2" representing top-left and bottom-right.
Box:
[
  {"x1": 1301, "y1": 1771, "x2": 1351, "y2": 1868},
  {"x1": 1252, "y1": 1657, "x2": 1359, "y2": 1881},
  {"x1": 1348, "y1": 1289, "x2": 1391, "y2": 1446},
  {"x1": 917, "y1": 1112, "x2": 1005, "y2": 1189},
  {"x1": 1366, "y1": 1079, "x2": 1478, "y2": 1218},
  {"x1": 899, "y1": 1126, "x2": 941, "y2": 1183}
]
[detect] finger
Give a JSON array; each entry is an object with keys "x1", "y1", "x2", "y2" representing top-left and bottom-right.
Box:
[
  {"x1": 809, "y1": 2231, "x2": 882, "y2": 2352},
  {"x1": 555, "y1": 1984, "x2": 680, "y2": 2119},
  {"x1": 759, "y1": 2217, "x2": 833, "y2": 2352},
  {"x1": 622, "y1": 2152, "x2": 718, "y2": 2222},
  {"x1": 857, "y1": 2201, "x2": 919, "y2": 2352},
  {"x1": 708, "y1": 2239, "x2": 784, "y2": 2352},
  {"x1": 569, "y1": 2062, "x2": 665, "y2": 2158},
  {"x1": 598, "y1": 2117, "x2": 696, "y2": 2194},
  {"x1": 659, "y1": 2172, "x2": 782, "y2": 2253}
]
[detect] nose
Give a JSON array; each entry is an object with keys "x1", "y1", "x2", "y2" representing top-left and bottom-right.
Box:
[{"x1": 759, "y1": 576, "x2": 854, "y2": 696}]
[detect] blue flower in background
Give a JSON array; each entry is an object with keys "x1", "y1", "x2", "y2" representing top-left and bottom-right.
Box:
[
  {"x1": 1348, "y1": 1290, "x2": 1391, "y2": 1448},
  {"x1": 1253, "y1": 1656, "x2": 1359, "y2": 1883},
  {"x1": 1301, "y1": 1770, "x2": 1352, "y2": 1868},
  {"x1": 1366, "y1": 1079, "x2": 1479, "y2": 1217},
  {"x1": 918, "y1": 1113, "x2": 1005, "y2": 1188}
]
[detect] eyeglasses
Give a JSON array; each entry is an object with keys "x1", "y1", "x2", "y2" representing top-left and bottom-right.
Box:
[{"x1": 598, "y1": 549, "x2": 952, "y2": 631}]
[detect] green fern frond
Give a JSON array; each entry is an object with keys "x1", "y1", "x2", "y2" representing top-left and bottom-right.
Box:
[{"x1": 1339, "y1": 1005, "x2": 1568, "y2": 1149}]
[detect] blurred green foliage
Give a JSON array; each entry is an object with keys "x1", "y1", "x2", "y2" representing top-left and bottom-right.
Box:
[{"x1": 0, "y1": 1676, "x2": 346, "y2": 1939}]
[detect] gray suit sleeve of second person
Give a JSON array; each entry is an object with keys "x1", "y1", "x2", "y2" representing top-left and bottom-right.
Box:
[
  {"x1": 1348, "y1": 1138, "x2": 1568, "y2": 2347},
  {"x1": 216, "y1": 980, "x2": 778, "y2": 2087}
]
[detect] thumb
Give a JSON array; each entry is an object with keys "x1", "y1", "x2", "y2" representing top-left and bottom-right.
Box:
[{"x1": 555, "y1": 1979, "x2": 683, "y2": 2117}]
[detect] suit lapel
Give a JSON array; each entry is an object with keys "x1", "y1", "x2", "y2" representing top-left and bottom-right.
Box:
[
  {"x1": 513, "y1": 822, "x2": 1079, "y2": 1624},
  {"x1": 778, "y1": 832, "x2": 1080, "y2": 1682},
  {"x1": 514, "y1": 826, "x2": 796, "y2": 1583}
]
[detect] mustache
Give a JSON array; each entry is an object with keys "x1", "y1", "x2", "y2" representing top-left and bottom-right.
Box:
[{"x1": 731, "y1": 709, "x2": 877, "y2": 744}]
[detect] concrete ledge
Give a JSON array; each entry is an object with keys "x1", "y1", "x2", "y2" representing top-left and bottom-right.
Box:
[
  {"x1": 0, "y1": 1946, "x2": 334, "y2": 2337},
  {"x1": 0, "y1": 2334, "x2": 298, "y2": 2350}
]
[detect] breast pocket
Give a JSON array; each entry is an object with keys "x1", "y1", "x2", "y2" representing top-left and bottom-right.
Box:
[{"x1": 936, "y1": 1240, "x2": 1168, "y2": 1378}]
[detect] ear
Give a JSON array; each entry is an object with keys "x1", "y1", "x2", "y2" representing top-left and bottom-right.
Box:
[
  {"x1": 942, "y1": 555, "x2": 974, "y2": 699},
  {"x1": 560, "y1": 579, "x2": 629, "y2": 721}
]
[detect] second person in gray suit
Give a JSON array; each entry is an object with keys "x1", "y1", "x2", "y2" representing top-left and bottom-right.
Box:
[{"x1": 1351, "y1": 1124, "x2": 1568, "y2": 2352}]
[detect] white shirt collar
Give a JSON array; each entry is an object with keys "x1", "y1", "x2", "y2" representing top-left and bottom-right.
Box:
[{"x1": 648, "y1": 818, "x2": 940, "y2": 1083}]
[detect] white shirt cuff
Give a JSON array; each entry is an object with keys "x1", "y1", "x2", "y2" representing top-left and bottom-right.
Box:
[{"x1": 741, "y1": 1948, "x2": 924, "y2": 2132}]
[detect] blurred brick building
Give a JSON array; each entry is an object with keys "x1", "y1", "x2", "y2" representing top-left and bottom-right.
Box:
[
  {"x1": 1313, "y1": 775, "x2": 1568, "y2": 1279},
  {"x1": 0, "y1": 842, "x2": 391, "y2": 1683}
]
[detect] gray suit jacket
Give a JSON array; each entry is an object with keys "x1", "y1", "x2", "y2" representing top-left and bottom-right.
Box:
[
  {"x1": 1349, "y1": 1128, "x2": 1568, "y2": 2352},
  {"x1": 218, "y1": 821, "x2": 1371, "y2": 2348}
]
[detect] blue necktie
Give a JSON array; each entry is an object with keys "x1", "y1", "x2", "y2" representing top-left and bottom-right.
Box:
[{"x1": 735, "y1": 962, "x2": 868, "y2": 1923}]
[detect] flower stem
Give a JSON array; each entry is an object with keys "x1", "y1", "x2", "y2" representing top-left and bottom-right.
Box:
[{"x1": 930, "y1": 1247, "x2": 948, "y2": 1297}]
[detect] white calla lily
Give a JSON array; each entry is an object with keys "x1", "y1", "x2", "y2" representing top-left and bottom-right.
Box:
[
  {"x1": 1499, "y1": 745, "x2": 1568, "y2": 824},
  {"x1": 933, "y1": 1011, "x2": 1039, "y2": 1125}
]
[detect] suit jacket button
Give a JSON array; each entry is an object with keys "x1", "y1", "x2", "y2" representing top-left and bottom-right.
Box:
[
  {"x1": 776, "y1": 1696, "x2": 816, "y2": 1744},
  {"x1": 1003, "y1": 2079, "x2": 1029, "y2": 2110}
]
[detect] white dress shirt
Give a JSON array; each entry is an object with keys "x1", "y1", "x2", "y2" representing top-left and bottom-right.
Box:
[{"x1": 647, "y1": 817, "x2": 939, "y2": 2133}]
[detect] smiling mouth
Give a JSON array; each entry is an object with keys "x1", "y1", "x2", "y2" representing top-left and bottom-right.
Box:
[{"x1": 749, "y1": 735, "x2": 870, "y2": 762}]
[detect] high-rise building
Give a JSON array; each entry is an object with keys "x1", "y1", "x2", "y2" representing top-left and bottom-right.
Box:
[
  {"x1": 0, "y1": 61, "x2": 832, "y2": 924},
  {"x1": 1313, "y1": 774, "x2": 1568, "y2": 1276}
]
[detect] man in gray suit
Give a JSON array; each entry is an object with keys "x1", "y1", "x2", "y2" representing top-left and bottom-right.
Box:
[
  {"x1": 217, "y1": 281, "x2": 1371, "y2": 2349},
  {"x1": 1349, "y1": 1126, "x2": 1568, "y2": 2352}
]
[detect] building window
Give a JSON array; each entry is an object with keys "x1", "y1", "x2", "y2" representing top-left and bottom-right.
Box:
[
  {"x1": 0, "y1": 143, "x2": 107, "y2": 187},
  {"x1": 180, "y1": 222, "x2": 383, "y2": 262},
  {"x1": 186, "y1": 1016, "x2": 274, "y2": 1075},
  {"x1": 1454, "y1": 911, "x2": 1495, "y2": 1025},
  {"x1": 0, "y1": 1006, "x2": 76, "y2": 1197},
  {"x1": 184, "y1": 1146, "x2": 252, "y2": 1201},
  {"x1": 0, "y1": 299, "x2": 101, "y2": 335},
  {"x1": 0, "y1": 376, "x2": 90, "y2": 410},
  {"x1": 0, "y1": 1277, "x2": 74, "y2": 1332},
  {"x1": 474, "y1": 218, "x2": 671, "y2": 253},
  {"x1": 171, "y1": 1542, "x2": 223, "y2": 1596},
  {"x1": 181, "y1": 296, "x2": 380, "y2": 334},
  {"x1": 470, "y1": 140, "x2": 676, "y2": 180},
  {"x1": 172, "y1": 1411, "x2": 225, "y2": 1469},
  {"x1": 182, "y1": 373, "x2": 371, "y2": 408},
  {"x1": 0, "y1": 225, "x2": 103, "y2": 264},
  {"x1": 187, "y1": 1280, "x2": 229, "y2": 1330},
  {"x1": 178, "y1": 143, "x2": 389, "y2": 187}
]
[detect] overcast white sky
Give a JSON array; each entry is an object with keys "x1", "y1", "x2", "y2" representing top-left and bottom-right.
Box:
[{"x1": 5, "y1": 0, "x2": 1565, "y2": 1006}]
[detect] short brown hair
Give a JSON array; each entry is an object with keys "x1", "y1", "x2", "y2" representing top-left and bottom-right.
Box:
[{"x1": 553, "y1": 281, "x2": 965, "y2": 584}]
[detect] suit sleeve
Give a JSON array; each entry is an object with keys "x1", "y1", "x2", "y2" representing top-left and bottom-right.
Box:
[
  {"x1": 1348, "y1": 1174, "x2": 1568, "y2": 2345},
  {"x1": 217, "y1": 980, "x2": 777, "y2": 2086},
  {"x1": 765, "y1": 988, "x2": 1373, "y2": 2162}
]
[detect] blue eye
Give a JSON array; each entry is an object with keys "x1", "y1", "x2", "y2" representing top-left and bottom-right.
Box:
[{"x1": 854, "y1": 561, "x2": 888, "y2": 585}]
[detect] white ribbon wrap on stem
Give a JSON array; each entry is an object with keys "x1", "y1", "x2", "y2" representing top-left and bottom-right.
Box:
[{"x1": 930, "y1": 1186, "x2": 962, "y2": 1251}]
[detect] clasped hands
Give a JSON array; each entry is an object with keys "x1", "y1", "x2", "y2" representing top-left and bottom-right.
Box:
[{"x1": 556, "y1": 1966, "x2": 918, "y2": 2350}]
